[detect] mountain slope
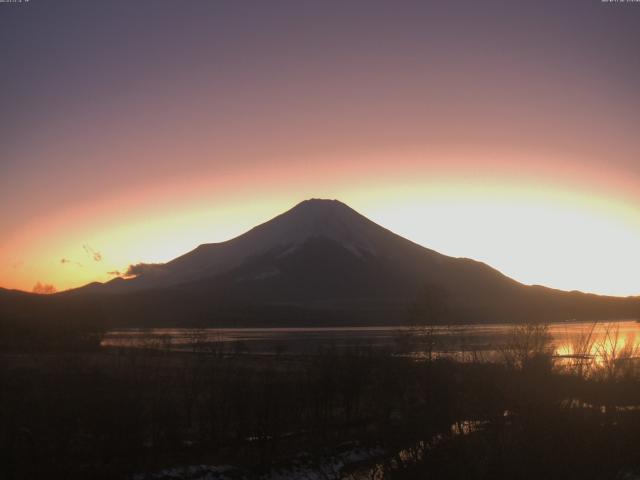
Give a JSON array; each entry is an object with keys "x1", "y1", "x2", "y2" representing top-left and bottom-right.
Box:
[
  {"x1": 98, "y1": 198, "x2": 446, "y2": 292},
  {"x1": 65, "y1": 199, "x2": 639, "y2": 326}
]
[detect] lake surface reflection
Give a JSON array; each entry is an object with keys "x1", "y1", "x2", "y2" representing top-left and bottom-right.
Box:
[{"x1": 102, "y1": 320, "x2": 640, "y2": 363}]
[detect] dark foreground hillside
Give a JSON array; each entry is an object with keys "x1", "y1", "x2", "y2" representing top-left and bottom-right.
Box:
[{"x1": 3, "y1": 325, "x2": 640, "y2": 480}]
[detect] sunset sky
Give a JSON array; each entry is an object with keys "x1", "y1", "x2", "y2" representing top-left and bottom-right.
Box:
[{"x1": 1, "y1": 0, "x2": 639, "y2": 296}]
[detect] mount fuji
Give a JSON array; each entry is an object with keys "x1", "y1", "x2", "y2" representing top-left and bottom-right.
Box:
[{"x1": 60, "y1": 199, "x2": 639, "y2": 327}]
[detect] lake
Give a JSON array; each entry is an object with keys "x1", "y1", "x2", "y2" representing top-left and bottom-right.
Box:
[{"x1": 102, "y1": 319, "x2": 640, "y2": 363}]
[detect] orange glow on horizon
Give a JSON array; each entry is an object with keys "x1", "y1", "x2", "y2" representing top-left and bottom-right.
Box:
[{"x1": 1, "y1": 149, "x2": 639, "y2": 297}]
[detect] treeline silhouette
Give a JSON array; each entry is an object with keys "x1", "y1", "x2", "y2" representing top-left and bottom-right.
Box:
[
  {"x1": 2, "y1": 322, "x2": 640, "y2": 479},
  {"x1": 0, "y1": 291, "x2": 106, "y2": 352}
]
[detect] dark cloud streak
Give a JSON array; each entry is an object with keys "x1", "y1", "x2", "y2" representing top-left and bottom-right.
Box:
[
  {"x1": 83, "y1": 244, "x2": 103, "y2": 262},
  {"x1": 124, "y1": 262, "x2": 164, "y2": 277}
]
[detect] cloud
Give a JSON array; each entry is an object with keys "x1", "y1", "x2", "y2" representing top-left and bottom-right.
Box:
[
  {"x1": 61, "y1": 258, "x2": 83, "y2": 267},
  {"x1": 33, "y1": 282, "x2": 57, "y2": 294},
  {"x1": 124, "y1": 262, "x2": 164, "y2": 277},
  {"x1": 83, "y1": 244, "x2": 102, "y2": 262},
  {"x1": 107, "y1": 270, "x2": 122, "y2": 276}
]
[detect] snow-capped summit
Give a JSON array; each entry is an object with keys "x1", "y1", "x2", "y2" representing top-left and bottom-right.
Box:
[{"x1": 111, "y1": 198, "x2": 430, "y2": 291}]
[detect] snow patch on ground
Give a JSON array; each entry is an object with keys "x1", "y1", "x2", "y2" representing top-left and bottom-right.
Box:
[{"x1": 131, "y1": 443, "x2": 384, "y2": 480}]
